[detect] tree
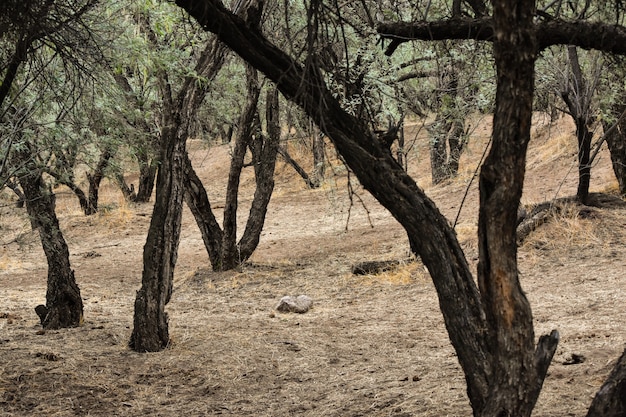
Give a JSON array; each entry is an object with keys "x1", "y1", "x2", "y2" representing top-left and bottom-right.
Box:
[
  {"x1": 174, "y1": 0, "x2": 626, "y2": 415},
  {"x1": 1, "y1": 0, "x2": 103, "y2": 329}
]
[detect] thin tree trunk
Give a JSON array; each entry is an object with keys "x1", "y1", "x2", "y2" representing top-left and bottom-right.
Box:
[
  {"x1": 311, "y1": 125, "x2": 325, "y2": 188},
  {"x1": 6, "y1": 178, "x2": 26, "y2": 208},
  {"x1": 19, "y1": 167, "x2": 83, "y2": 329},
  {"x1": 221, "y1": 64, "x2": 261, "y2": 270},
  {"x1": 576, "y1": 117, "x2": 593, "y2": 203},
  {"x1": 86, "y1": 147, "x2": 115, "y2": 215},
  {"x1": 238, "y1": 87, "x2": 280, "y2": 261},
  {"x1": 183, "y1": 155, "x2": 224, "y2": 270},
  {"x1": 278, "y1": 146, "x2": 315, "y2": 188},
  {"x1": 603, "y1": 104, "x2": 626, "y2": 196},
  {"x1": 134, "y1": 151, "x2": 158, "y2": 203}
]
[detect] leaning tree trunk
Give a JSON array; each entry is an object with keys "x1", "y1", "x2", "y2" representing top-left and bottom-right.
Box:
[
  {"x1": 476, "y1": 1, "x2": 558, "y2": 415},
  {"x1": 586, "y1": 347, "x2": 626, "y2": 417},
  {"x1": 19, "y1": 167, "x2": 83, "y2": 329}
]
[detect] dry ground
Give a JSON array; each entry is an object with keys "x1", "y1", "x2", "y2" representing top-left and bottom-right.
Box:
[{"x1": 1, "y1": 115, "x2": 625, "y2": 416}]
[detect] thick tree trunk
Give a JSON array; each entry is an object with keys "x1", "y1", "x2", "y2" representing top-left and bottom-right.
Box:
[
  {"x1": 175, "y1": 1, "x2": 492, "y2": 409},
  {"x1": 129, "y1": 122, "x2": 185, "y2": 352},
  {"x1": 476, "y1": 1, "x2": 558, "y2": 415},
  {"x1": 19, "y1": 168, "x2": 83, "y2": 329},
  {"x1": 586, "y1": 348, "x2": 626, "y2": 417}
]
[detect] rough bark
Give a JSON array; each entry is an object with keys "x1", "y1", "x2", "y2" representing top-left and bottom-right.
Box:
[
  {"x1": 130, "y1": 19, "x2": 228, "y2": 352},
  {"x1": 238, "y1": 87, "x2": 280, "y2": 262},
  {"x1": 377, "y1": 17, "x2": 626, "y2": 56},
  {"x1": 85, "y1": 147, "x2": 115, "y2": 215},
  {"x1": 603, "y1": 104, "x2": 626, "y2": 196},
  {"x1": 586, "y1": 348, "x2": 626, "y2": 417},
  {"x1": 129, "y1": 121, "x2": 184, "y2": 352},
  {"x1": 18, "y1": 167, "x2": 83, "y2": 329},
  {"x1": 175, "y1": 0, "x2": 492, "y2": 410},
  {"x1": 476, "y1": 1, "x2": 558, "y2": 415}
]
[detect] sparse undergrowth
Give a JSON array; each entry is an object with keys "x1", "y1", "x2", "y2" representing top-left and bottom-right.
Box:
[{"x1": 1, "y1": 117, "x2": 625, "y2": 416}]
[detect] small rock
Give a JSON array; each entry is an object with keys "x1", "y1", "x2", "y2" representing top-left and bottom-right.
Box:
[{"x1": 276, "y1": 295, "x2": 313, "y2": 314}]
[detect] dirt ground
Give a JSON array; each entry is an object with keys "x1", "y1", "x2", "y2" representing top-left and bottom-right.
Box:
[{"x1": 1, "y1": 115, "x2": 626, "y2": 416}]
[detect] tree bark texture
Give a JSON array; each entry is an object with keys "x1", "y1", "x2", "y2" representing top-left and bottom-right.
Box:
[
  {"x1": 377, "y1": 17, "x2": 626, "y2": 56},
  {"x1": 175, "y1": 0, "x2": 492, "y2": 410},
  {"x1": 129, "y1": 121, "x2": 184, "y2": 352},
  {"x1": 586, "y1": 348, "x2": 626, "y2": 417},
  {"x1": 19, "y1": 167, "x2": 83, "y2": 329},
  {"x1": 238, "y1": 87, "x2": 280, "y2": 262},
  {"x1": 130, "y1": 26, "x2": 228, "y2": 352},
  {"x1": 476, "y1": 1, "x2": 558, "y2": 415},
  {"x1": 603, "y1": 104, "x2": 626, "y2": 196},
  {"x1": 221, "y1": 64, "x2": 261, "y2": 270},
  {"x1": 86, "y1": 147, "x2": 115, "y2": 215},
  {"x1": 560, "y1": 46, "x2": 595, "y2": 204}
]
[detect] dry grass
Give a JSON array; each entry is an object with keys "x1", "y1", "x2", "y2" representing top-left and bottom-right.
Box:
[{"x1": 2, "y1": 115, "x2": 626, "y2": 417}]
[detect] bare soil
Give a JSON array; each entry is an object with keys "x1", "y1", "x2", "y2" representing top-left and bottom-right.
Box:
[{"x1": 1, "y1": 115, "x2": 625, "y2": 416}]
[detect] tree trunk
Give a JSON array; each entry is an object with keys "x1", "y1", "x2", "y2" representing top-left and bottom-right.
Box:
[
  {"x1": 19, "y1": 167, "x2": 83, "y2": 329},
  {"x1": 476, "y1": 1, "x2": 558, "y2": 415},
  {"x1": 586, "y1": 348, "x2": 626, "y2": 417},
  {"x1": 278, "y1": 145, "x2": 316, "y2": 188},
  {"x1": 221, "y1": 64, "x2": 261, "y2": 270},
  {"x1": 129, "y1": 121, "x2": 185, "y2": 352},
  {"x1": 575, "y1": 117, "x2": 593, "y2": 204},
  {"x1": 183, "y1": 155, "x2": 224, "y2": 270},
  {"x1": 86, "y1": 147, "x2": 115, "y2": 215},
  {"x1": 134, "y1": 151, "x2": 158, "y2": 203},
  {"x1": 184, "y1": 87, "x2": 279, "y2": 271},
  {"x1": 603, "y1": 104, "x2": 626, "y2": 196},
  {"x1": 6, "y1": 178, "x2": 26, "y2": 208},
  {"x1": 311, "y1": 125, "x2": 325, "y2": 188},
  {"x1": 238, "y1": 87, "x2": 280, "y2": 261}
]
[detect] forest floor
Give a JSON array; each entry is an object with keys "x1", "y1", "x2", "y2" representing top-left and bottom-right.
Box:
[{"x1": 1, "y1": 114, "x2": 626, "y2": 416}]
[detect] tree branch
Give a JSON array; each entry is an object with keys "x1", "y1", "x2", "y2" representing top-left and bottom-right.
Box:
[{"x1": 376, "y1": 17, "x2": 626, "y2": 56}]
